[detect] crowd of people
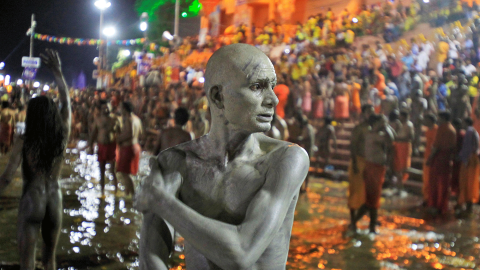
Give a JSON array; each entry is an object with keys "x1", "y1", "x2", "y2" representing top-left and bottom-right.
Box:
[{"x1": 0, "y1": 0, "x2": 479, "y2": 247}]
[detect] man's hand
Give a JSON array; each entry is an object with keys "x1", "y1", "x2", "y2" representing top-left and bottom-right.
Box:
[
  {"x1": 134, "y1": 158, "x2": 181, "y2": 213},
  {"x1": 40, "y1": 49, "x2": 62, "y2": 74}
]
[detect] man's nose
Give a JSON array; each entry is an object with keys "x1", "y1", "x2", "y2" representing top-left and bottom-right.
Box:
[{"x1": 262, "y1": 87, "x2": 279, "y2": 108}]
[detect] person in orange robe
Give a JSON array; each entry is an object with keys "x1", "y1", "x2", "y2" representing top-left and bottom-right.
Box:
[
  {"x1": 374, "y1": 70, "x2": 386, "y2": 99},
  {"x1": 427, "y1": 111, "x2": 456, "y2": 215},
  {"x1": 273, "y1": 81, "x2": 290, "y2": 119},
  {"x1": 457, "y1": 118, "x2": 480, "y2": 213},
  {"x1": 422, "y1": 114, "x2": 438, "y2": 204},
  {"x1": 392, "y1": 110, "x2": 414, "y2": 191},
  {"x1": 350, "y1": 77, "x2": 362, "y2": 121},
  {"x1": 451, "y1": 118, "x2": 465, "y2": 196},
  {"x1": 353, "y1": 114, "x2": 394, "y2": 234}
]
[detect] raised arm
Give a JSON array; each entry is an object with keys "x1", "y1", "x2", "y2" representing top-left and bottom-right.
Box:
[
  {"x1": 40, "y1": 49, "x2": 71, "y2": 135},
  {"x1": 136, "y1": 145, "x2": 309, "y2": 269}
]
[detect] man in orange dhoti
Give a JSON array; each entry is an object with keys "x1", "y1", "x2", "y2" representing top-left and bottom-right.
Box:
[
  {"x1": 457, "y1": 118, "x2": 480, "y2": 213},
  {"x1": 393, "y1": 110, "x2": 414, "y2": 194},
  {"x1": 353, "y1": 114, "x2": 394, "y2": 234},
  {"x1": 348, "y1": 105, "x2": 374, "y2": 230},
  {"x1": 427, "y1": 112, "x2": 456, "y2": 215},
  {"x1": 0, "y1": 101, "x2": 15, "y2": 154},
  {"x1": 422, "y1": 114, "x2": 438, "y2": 204}
]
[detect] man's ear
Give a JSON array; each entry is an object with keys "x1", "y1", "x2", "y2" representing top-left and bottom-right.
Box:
[{"x1": 209, "y1": 85, "x2": 224, "y2": 109}]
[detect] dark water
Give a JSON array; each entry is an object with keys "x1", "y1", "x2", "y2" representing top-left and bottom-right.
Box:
[{"x1": 1, "y1": 143, "x2": 480, "y2": 269}]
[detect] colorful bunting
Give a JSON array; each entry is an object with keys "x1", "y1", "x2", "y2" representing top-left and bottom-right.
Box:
[{"x1": 34, "y1": 33, "x2": 150, "y2": 47}]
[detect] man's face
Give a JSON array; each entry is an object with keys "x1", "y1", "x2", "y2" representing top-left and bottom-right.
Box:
[{"x1": 221, "y1": 57, "x2": 279, "y2": 133}]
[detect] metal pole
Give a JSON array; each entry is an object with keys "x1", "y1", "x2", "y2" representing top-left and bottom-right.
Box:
[
  {"x1": 29, "y1": 14, "x2": 35, "y2": 57},
  {"x1": 97, "y1": 9, "x2": 104, "y2": 89},
  {"x1": 174, "y1": 0, "x2": 179, "y2": 38},
  {"x1": 27, "y1": 14, "x2": 35, "y2": 91}
]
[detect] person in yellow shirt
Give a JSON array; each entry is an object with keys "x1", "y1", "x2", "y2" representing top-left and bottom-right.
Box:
[{"x1": 437, "y1": 38, "x2": 449, "y2": 76}]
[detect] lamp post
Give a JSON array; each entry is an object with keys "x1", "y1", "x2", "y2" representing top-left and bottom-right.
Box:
[
  {"x1": 95, "y1": 0, "x2": 111, "y2": 89},
  {"x1": 103, "y1": 26, "x2": 115, "y2": 88},
  {"x1": 140, "y1": 12, "x2": 149, "y2": 50}
]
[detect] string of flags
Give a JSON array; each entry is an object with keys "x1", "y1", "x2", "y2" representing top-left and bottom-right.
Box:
[{"x1": 33, "y1": 33, "x2": 147, "y2": 46}]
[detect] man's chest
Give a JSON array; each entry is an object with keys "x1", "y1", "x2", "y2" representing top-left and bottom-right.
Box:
[{"x1": 180, "y1": 156, "x2": 269, "y2": 223}]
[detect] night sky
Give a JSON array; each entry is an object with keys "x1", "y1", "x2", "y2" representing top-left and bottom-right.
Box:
[{"x1": 0, "y1": 0, "x2": 140, "y2": 86}]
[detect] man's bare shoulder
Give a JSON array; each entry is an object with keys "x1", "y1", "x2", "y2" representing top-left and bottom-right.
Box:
[
  {"x1": 255, "y1": 133, "x2": 310, "y2": 168},
  {"x1": 156, "y1": 138, "x2": 204, "y2": 171}
]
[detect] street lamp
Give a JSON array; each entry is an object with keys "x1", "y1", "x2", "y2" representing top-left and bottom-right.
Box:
[
  {"x1": 103, "y1": 26, "x2": 116, "y2": 37},
  {"x1": 123, "y1": 50, "x2": 131, "y2": 57},
  {"x1": 95, "y1": 0, "x2": 111, "y2": 89}
]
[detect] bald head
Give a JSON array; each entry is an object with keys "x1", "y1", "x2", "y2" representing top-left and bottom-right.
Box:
[
  {"x1": 205, "y1": 44, "x2": 275, "y2": 98},
  {"x1": 203, "y1": 44, "x2": 278, "y2": 133}
]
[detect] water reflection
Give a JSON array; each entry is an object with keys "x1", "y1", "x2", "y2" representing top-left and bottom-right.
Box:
[{"x1": 1, "y1": 143, "x2": 480, "y2": 269}]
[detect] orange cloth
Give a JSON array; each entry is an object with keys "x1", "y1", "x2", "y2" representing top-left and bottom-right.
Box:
[
  {"x1": 393, "y1": 141, "x2": 412, "y2": 182},
  {"x1": 363, "y1": 161, "x2": 386, "y2": 209},
  {"x1": 375, "y1": 71, "x2": 386, "y2": 99},
  {"x1": 433, "y1": 123, "x2": 456, "y2": 150},
  {"x1": 97, "y1": 142, "x2": 117, "y2": 163},
  {"x1": 274, "y1": 84, "x2": 290, "y2": 119},
  {"x1": 334, "y1": 94, "x2": 349, "y2": 119},
  {"x1": 348, "y1": 156, "x2": 366, "y2": 209},
  {"x1": 458, "y1": 154, "x2": 480, "y2": 204},
  {"x1": 423, "y1": 125, "x2": 438, "y2": 201},
  {"x1": 0, "y1": 123, "x2": 13, "y2": 146},
  {"x1": 351, "y1": 82, "x2": 361, "y2": 114},
  {"x1": 117, "y1": 144, "x2": 141, "y2": 175},
  {"x1": 428, "y1": 150, "x2": 453, "y2": 214},
  {"x1": 428, "y1": 123, "x2": 456, "y2": 213}
]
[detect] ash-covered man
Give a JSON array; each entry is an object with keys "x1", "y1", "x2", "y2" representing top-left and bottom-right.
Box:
[{"x1": 135, "y1": 44, "x2": 309, "y2": 269}]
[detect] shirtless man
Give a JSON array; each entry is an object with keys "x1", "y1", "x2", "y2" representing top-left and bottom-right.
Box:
[
  {"x1": 353, "y1": 114, "x2": 394, "y2": 234},
  {"x1": 116, "y1": 101, "x2": 143, "y2": 196},
  {"x1": 89, "y1": 99, "x2": 120, "y2": 196},
  {"x1": 393, "y1": 110, "x2": 414, "y2": 194},
  {"x1": 153, "y1": 107, "x2": 192, "y2": 155},
  {"x1": 380, "y1": 88, "x2": 398, "y2": 117},
  {"x1": 0, "y1": 49, "x2": 71, "y2": 270},
  {"x1": 0, "y1": 101, "x2": 15, "y2": 153},
  {"x1": 135, "y1": 44, "x2": 309, "y2": 269}
]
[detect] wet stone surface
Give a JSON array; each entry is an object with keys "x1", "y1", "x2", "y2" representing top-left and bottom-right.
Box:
[{"x1": 0, "y1": 142, "x2": 479, "y2": 269}]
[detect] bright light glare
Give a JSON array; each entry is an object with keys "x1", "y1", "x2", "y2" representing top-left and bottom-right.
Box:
[
  {"x1": 103, "y1": 27, "x2": 116, "y2": 37},
  {"x1": 33, "y1": 81, "x2": 40, "y2": 88},
  {"x1": 140, "y1": 22, "x2": 148, "y2": 32},
  {"x1": 5, "y1": 75, "x2": 10, "y2": 85},
  {"x1": 43, "y1": 85, "x2": 50, "y2": 91},
  {"x1": 0, "y1": 62, "x2": 4, "y2": 69},
  {"x1": 95, "y1": 0, "x2": 111, "y2": 10},
  {"x1": 285, "y1": 49, "x2": 290, "y2": 54},
  {"x1": 16, "y1": 79, "x2": 23, "y2": 85},
  {"x1": 198, "y1": 77, "x2": 205, "y2": 83},
  {"x1": 182, "y1": 12, "x2": 187, "y2": 17},
  {"x1": 123, "y1": 50, "x2": 131, "y2": 57},
  {"x1": 0, "y1": 75, "x2": 4, "y2": 81},
  {"x1": 352, "y1": 17, "x2": 359, "y2": 23},
  {"x1": 423, "y1": 0, "x2": 429, "y2": 3},
  {"x1": 162, "y1": 31, "x2": 173, "y2": 41}
]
